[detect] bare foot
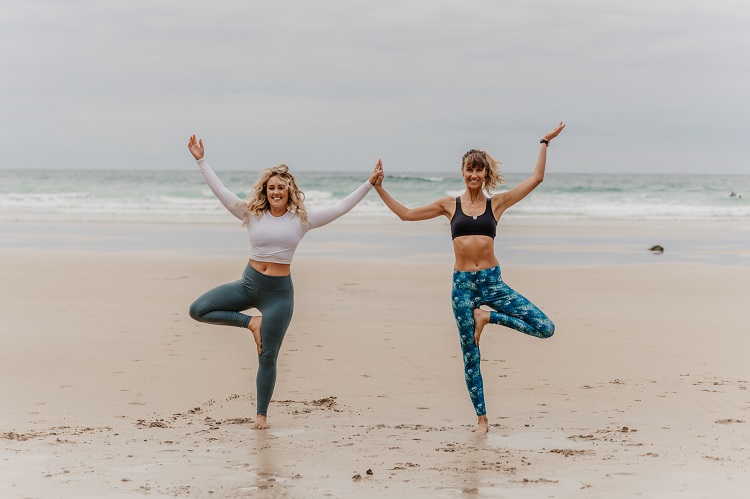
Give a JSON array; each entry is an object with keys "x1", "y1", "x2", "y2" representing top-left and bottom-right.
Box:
[
  {"x1": 249, "y1": 316, "x2": 262, "y2": 355},
  {"x1": 473, "y1": 308, "x2": 490, "y2": 346},
  {"x1": 253, "y1": 414, "x2": 269, "y2": 430},
  {"x1": 476, "y1": 415, "x2": 489, "y2": 434}
]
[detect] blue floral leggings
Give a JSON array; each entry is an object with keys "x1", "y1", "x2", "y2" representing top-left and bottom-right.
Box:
[{"x1": 451, "y1": 266, "x2": 554, "y2": 416}]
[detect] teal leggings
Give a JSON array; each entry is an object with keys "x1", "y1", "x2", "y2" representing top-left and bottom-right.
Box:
[
  {"x1": 452, "y1": 266, "x2": 554, "y2": 416},
  {"x1": 189, "y1": 264, "x2": 294, "y2": 416}
]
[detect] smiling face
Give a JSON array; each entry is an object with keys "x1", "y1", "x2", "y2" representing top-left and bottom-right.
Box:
[
  {"x1": 462, "y1": 160, "x2": 487, "y2": 190},
  {"x1": 265, "y1": 175, "x2": 289, "y2": 212}
]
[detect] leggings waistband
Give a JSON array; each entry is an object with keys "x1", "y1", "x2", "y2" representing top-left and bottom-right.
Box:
[
  {"x1": 452, "y1": 265, "x2": 501, "y2": 279},
  {"x1": 242, "y1": 264, "x2": 293, "y2": 291}
]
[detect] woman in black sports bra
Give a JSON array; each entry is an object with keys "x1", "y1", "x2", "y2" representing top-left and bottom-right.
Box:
[{"x1": 374, "y1": 122, "x2": 565, "y2": 434}]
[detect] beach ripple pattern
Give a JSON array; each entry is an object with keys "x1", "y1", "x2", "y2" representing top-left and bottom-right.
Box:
[{"x1": 451, "y1": 266, "x2": 554, "y2": 416}]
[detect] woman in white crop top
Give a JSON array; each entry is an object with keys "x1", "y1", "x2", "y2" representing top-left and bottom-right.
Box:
[{"x1": 187, "y1": 134, "x2": 382, "y2": 429}]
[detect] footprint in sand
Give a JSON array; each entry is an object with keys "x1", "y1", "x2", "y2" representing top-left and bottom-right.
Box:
[
  {"x1": 550, "y1": 449, "x2": 594, "y2": 457},
  {"x1": 715, "y1": 418, "x2": 744, "y2": 424}
]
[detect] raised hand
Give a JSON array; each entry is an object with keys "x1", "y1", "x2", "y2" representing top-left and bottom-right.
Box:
[
  {"x1": 369, "y1": 159, "x2": 384, "y2": 186},
  {"x1": 188, "y1": 134, "x2": 205, "y2": 160},
  {"x1": 543, "y1": 122, "x2": 566, "y2": 143}
]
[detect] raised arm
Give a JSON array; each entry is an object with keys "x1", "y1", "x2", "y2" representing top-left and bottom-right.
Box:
[
  {"x1": 306, "y1": 160, "x2": 382, "y2": 229},
  {"x1": 374, "y1": 160, "x2": 452, "y2": 221},
  {"x1": 188, "y1": 135, "x2": 245, "y2": 221},
  {"x1": 493, "y1": 122, "x2": 565, "y2": 216}
]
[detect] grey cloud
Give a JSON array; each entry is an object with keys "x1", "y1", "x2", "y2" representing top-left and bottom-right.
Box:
[{"x1": 0, "y1": 0, "x2": 748, "y2": 172}]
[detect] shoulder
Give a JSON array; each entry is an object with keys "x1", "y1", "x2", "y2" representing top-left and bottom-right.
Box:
[
  {"x1": 490, "y1": 191, "x2": 507, "y2": 206},
  {"x1": 431, "y1": 195, "x2": 455, "y2": 210},
  {"x1": 436, "y1": 196, "x2": 456, "y2": 218},
  {"x1": 437, "y1": 196, "x2": 455, "y2": 207}
]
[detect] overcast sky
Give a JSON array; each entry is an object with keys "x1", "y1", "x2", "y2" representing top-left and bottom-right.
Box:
[{"x1": 1, "y1": 0, "x2": 748, "y2": 173}]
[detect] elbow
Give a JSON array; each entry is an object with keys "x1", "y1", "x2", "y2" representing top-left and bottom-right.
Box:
[
  {"x1": 533, "y1": 175, "x2": 544, "y2": 185},
  {"x1": 398, "y1": 209, "x2": 414, "y2": 221},
  {"x1": 538, "y1": 319, "x2": 555, "y2": 339}
]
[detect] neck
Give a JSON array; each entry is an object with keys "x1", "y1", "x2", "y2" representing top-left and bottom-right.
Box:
[
  {"x1": 269, "y1": 206, "x2": 287, "y2": 217},
  {"x1": 464, "y1": 188, "x2": 483, "y2": 204}
]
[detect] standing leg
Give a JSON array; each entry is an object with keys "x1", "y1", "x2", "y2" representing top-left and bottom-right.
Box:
[
  {"x1": 451, "y1": 271, "x2": 489, "y2": 433},
  {"x1": 253, "y1": 283, "x2": 294, "y2": 429}
]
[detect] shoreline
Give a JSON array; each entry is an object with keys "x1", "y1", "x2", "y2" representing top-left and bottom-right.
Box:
[{"x1": 1, "y1": 219, "x2": 748, "y2": 267}]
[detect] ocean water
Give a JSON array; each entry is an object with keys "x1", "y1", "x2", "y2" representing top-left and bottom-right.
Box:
[{"x1": 1, "y1": 169, "x2": 749, "y2": 228}]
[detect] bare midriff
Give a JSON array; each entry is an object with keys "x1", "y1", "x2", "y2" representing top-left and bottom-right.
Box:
[
  {"x1": 452, "y1": 236, "x2": 499, "y2": 271},
  {"x1": 249, "y1": 259, "x2": 292, "y2": 277}
]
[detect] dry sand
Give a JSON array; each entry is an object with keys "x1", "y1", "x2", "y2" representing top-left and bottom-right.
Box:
[{"x1": 1, "y1": 248, "x2": 749, "y2": 498}]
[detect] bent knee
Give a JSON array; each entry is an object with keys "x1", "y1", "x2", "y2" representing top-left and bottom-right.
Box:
[
  {"x1": 188, "y1": 301, "x2": 204, "y2": 322},
  {"x1": 538, "y1": 320, "x2": 555, "y2": 339}
]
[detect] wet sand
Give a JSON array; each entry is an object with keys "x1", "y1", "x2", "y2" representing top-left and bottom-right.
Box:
[{"x1": 1, "y1": 225, "x2": 749, "y2": 497}]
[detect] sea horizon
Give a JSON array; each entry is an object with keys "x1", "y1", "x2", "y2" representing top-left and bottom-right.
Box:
[{"x1": 1, "y1": 169, "x2": 748, "y2": 228}]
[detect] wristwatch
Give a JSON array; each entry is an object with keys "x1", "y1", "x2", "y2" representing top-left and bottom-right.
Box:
[{"x1": 540, "y1": 139, "x2": 549, "y2": 146}]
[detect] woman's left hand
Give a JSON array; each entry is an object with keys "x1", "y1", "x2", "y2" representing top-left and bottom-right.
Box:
[
  {"x1": 369, "y1": 159, "x2": 384, "y2": 186},
  {"x1": 543, "y1": 122, "x2": 566, "y2": 142}
]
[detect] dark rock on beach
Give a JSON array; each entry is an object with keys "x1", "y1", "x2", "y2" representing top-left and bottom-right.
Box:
[{"x1": 649, "y1": 245, "x2": 664, "y2": 254}]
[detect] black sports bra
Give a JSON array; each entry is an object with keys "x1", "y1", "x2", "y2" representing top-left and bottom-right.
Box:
[{"x1": 450, "y1": 197, "x2": 497, "y2": 240}]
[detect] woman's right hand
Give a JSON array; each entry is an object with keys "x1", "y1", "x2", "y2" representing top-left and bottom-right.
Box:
[{"x1": 188, "y1": 134, "x2": 205, "y2": 160}]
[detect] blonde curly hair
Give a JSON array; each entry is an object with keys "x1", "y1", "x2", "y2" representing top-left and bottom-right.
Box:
[
  {"x1": 241, "y1": 164, "x2": 308, "y2": 225},
  {"x1": 462, "y1": 149, "x2": 504, "y2": 194}
]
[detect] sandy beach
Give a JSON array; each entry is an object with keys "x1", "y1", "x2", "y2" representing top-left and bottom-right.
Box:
[
  {"x1": 4, "y1": 0, "x2": 750, "y2": 495},
  {"x1": 1, "y1": 223, "x2": 749, "y2": 498}
]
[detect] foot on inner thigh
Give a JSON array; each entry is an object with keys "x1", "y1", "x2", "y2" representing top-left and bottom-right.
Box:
[
  {"x1": 476, "y1": 414, "x2": 489, "y2": 434},
  {"x1": 473, "y1": 308, "x2": 491, "y2": 346},
  {"x1": 249, "y1": 316, "x2": 263, "y2": 355},
  {"x1": 253, "y1": 414, "x2": 268, "y2": 430}
]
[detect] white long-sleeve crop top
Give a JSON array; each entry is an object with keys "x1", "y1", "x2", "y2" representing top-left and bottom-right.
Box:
[{"x1": 197, "y1": 158, "x2": 372, "y2": 264}]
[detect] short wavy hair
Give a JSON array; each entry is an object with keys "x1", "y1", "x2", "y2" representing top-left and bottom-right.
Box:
[
  {"x1": 242, "y1": 164, "x2": 308, "y2": 225},
  {"x1": 462, "y1": 149, "x2": 504, "y2": 194}
]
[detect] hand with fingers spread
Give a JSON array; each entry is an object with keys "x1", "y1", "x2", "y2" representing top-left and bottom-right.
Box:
[{"x1": 188, "y1": 134, "x2": 205, "y2": 160}]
